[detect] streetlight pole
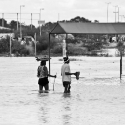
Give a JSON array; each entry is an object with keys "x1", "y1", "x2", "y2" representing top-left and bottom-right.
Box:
[
  {"x1": 10, "y1": 35, "x2": 11, "y2": 56},
  {"x1": 2, "y1": 13, "x2": 4, "y2": 27},
  {"x1": 113, "y1": 5, "x2": 118, "y2": 23},
  {"x1": 117, "y1": 7, "x2": 120, "y2": 22},
  {"x1": 39, "y1": 8, "x2": 44, "y2": 36},
  {"x1": 34, "y1": 33, "x2": 37, "y2": 56},
  {"x1": 17, "y1": 13, "x2": 19, "y2": 30},
  {"x1": 119, "y1": 15, "x2": 124, "y2": 22},
  {"x1": 106, "y1": 2, "x2": 111, "y2": 22},
  {"x1": 123, "y1": 15, "x2": 125, "y2": 22},
  {"x1": 20, "y1": 5, "x2": 25, "y2": 39}
]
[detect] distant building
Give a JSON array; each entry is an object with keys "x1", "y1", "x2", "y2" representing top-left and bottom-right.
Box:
[
  {"x1": 0, "y1": 26, "x2": 11, "y2": 30},
  {"x1": 0, "y1": 33, "x2": 14, "y2": 39}
]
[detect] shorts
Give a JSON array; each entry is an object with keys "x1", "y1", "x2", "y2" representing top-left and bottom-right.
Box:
[
  {"x1": 38, "y1": 77, "x2": 49, "y2": 86},
  {"x1": 63, "y1": 81, "x2": 70, "y2": 87}
]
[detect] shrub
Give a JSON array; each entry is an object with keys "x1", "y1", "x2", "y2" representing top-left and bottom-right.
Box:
[{"x1": 51, "y1": 45, "x2": 62, "y2": 54}]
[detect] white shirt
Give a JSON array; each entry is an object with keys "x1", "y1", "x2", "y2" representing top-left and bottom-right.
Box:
[{"x1": 61, "y1": 63, "x2": 71, "y2": 82}]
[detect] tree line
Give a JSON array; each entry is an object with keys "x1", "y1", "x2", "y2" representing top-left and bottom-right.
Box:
[{"x1": 1, "y1": 16, "x2": 124, "y2": 57}]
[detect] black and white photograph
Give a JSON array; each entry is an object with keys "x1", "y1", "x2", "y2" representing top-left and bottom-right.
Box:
[{"x1": 0, "y1": 0, "x2": 125, "y2": 125}]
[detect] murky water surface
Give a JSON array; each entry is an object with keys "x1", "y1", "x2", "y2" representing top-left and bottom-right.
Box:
[{"x1": 0, "y1": 57, "x2": 125, "y2": 125}]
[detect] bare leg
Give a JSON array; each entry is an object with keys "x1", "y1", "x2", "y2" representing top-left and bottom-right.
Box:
[
  {"x1": 39, "y1": 85, "x2": 43, "y2": 93},
  {"x1": 44, "y1": 84, "x2": 49, "y2": 90},
  {"x1": 67, "y1": 84, "x2": 71, "y2": 93},
  {"x1": 44, "y1": 84, "x2": 49, "y2": 93},
  {"x1": 64, "y1": 84, "x2": 68, "y2": 93}
]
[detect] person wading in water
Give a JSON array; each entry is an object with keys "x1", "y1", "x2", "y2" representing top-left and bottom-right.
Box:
[
  {"x1": 37, "y1": 57, "x2": 56, "y2": 93},
  {"x1": 61, "y1": 56, "x2": 77, "y2": 93}
]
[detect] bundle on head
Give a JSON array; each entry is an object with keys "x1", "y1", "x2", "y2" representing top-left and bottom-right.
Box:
[{"x1": 35, "y1": 55, "x2": 50, "y2": 61}]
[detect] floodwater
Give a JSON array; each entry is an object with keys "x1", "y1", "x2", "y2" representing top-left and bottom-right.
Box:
[{"x1": 0, "y1": 56, "x2": 125, "y2": 125}]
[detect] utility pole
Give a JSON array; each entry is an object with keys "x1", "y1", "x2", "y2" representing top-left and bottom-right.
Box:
[
  {"x1": 31, "y1": 13, "x2": 32, "y2": 29},
  {"x1": 119, "y1": 15, "x2": 124, "y2": 22},
  {"x1": 34, "y1": 33, "x2": 36, "y2": 56},
  {"x1": 118, "y1": 7, "x2": 120, "y2": 22},
  {"x1": 123, "y1": 15, "x2": 125, "y2": 22},
  {"x1": 39, "y1": 12, "x2": 41, "y2": 36},
  {"x1": 113, "y1": 5, "x2": 118, "y2": 23},
  {"x1": 10, "y1": 35, "x2": 11, "y2": 56},
  {"x1": 2, "y1": 13, "x2": 4, "y2": 27},
  {"x1": 20, "y1": 5, "x2": 25, "y2": 38},
  {"x1": 17, "y1": 13, "x2": 18, "y2": 30},
  {"x1": 39, "y1": 8, "x2": 44, "y2": 36},
  {"x1": 0, "y1": 12, "x2": 40, "y2": 28},
  {"x1": 106, "y1": 2, "x2": 111, "y2": 22}
]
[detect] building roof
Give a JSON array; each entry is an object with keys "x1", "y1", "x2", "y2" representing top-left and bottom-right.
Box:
[{"x1": 50, "y1": 22, "x2": 125, "y2": 34}]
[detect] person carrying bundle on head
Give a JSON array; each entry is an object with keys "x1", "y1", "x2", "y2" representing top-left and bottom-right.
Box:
[{"x1": 36, "y1": 56, "x2": 56, "y2": 93}]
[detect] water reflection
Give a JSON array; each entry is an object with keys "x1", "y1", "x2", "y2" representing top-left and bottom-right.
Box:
[
  {"x1": 39, "y1": 104, "x2": 49, "y2": 124},
  {"x1": 37, "y1": 94, "x2": 50, "y2": 124},
  {"x1": 62, "y1": 93, "x2": 71, "y2": 98},
  {"x1": 63, "y1": 114, "x2": 71, "y2": 125},
  {"x1": 62, "y1": 93, "x2": 72, "y2": 125}
]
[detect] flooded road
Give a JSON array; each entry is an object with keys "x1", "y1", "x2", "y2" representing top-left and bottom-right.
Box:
[{"x1": 0, "y1": 57, "x2": 125, "y2": 125}]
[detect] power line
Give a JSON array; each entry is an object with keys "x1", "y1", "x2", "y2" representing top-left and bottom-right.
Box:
[
  {"x1": 0, "y1": 13, "x2": 39, "y2": 14},
  {"x1": 0, "y1": 12, "x2": 40, "y2": 27},
  {"x1": 3, "y1": 17, "x2": 39, "y2": 20}
]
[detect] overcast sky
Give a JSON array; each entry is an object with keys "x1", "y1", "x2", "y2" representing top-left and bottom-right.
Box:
[{"x1": 0, "y1": 0, "x2": 125, "y2": 26}]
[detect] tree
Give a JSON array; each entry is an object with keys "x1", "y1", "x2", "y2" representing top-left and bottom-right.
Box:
[
  {"x1": 0, "y1": 16, "x2": 103, "y2": 56},
  {"x1": 117, "y1": 40, "x2": 125, "y2": 56},
  {"x1": 9, "y1": 20, "x2": 19, "y2": 30},
  {"x1": 0, "y1": 18, "x2": 8, "y2": 27},
  {"x1": 70, "y1": 16, "x2": 91, "y2": 22},
  {"x1": 0, "y1": 36, "x2": 10, "y2": 53},
  {"x1": 94, "y1": 20, "x2": 99, "y2": 23}
]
